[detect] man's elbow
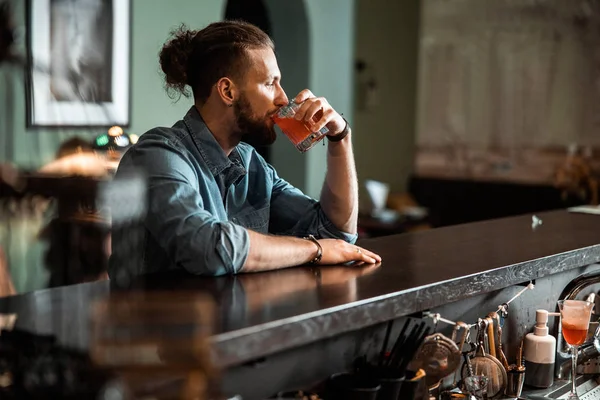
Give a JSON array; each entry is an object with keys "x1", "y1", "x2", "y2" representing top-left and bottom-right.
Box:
[{"x1": 169, "y1": 221, "x2": 249, "y2": 276}]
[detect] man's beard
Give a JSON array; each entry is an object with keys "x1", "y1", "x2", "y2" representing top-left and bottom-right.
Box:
[{"x1": 235, "y1": 94, "x2": 277, "y2": 147}]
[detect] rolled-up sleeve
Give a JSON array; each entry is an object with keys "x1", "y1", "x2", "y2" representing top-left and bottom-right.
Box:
[
  {"x1": 128, "y1": 138, "x2": 249, "y2": 276},
  {"x1": 266, "y1": 164, "x2": 358, "y2": 244}
]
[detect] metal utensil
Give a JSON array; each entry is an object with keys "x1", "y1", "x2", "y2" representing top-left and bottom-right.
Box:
[
  {"x1": 485, "y1": 316, "x2": 496, "y2": 359},
  {"x1": 516, "y1": 339, "x2": 525, "y2": 370},
  {"x1": 461, "y1": 319, "x2": 507, "y2": 399},
  {"x1": 451, "y1": 322, "x2": 471, "y2": 386},
  {"x1": 505, "y1": 368, "x2": 525, "y2": 397},
  {"x1": 487, "y1": 312, "x2": 509, "y2": 371},
  {"x1": 463, "y1": 343, "x2": 475, "y2": 378},
  {"x1": 412, "y1": 332, "x2": 461, "y2": 388},
  {"x1": 388, "y1": 320, "x2": 430, "y2": 375},
  {"x1": 464, "y1": 375, "x2": 489, "y2": 400},
  {"x1": 452, "y1": 322, "x2": 470, "y2": 352}
]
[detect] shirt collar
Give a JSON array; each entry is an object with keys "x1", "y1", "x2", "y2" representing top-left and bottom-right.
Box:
[{"x1": 183, "y1": 106, "x2": 243, "y2": 177}]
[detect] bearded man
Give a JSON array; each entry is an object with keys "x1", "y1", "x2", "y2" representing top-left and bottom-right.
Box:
[{"x1": 109, "y1": 21, "x2": 380, "y2": 278}]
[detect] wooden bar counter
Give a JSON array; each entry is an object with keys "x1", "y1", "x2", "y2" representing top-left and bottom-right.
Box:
[{"x1": 1, "y1": 210, "x2": 599, "y2": 398}]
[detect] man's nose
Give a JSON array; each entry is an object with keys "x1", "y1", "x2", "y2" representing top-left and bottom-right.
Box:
[{"x1": 275, "y1": 86, "x2": 288, "y2": 107}]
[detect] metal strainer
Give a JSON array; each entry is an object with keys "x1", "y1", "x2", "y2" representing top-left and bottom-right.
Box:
[
  {"x1": 412, "y1": 330, "x2": 462, "y2": 388},
  {"x1": 461, "y1": 319, "x2": 507, "y2": 399}
]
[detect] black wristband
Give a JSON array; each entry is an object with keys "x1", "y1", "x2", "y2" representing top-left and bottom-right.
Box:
[
  {"x1": 304, "y1": 234, "x2": 323, "y2": 264},
  {"x1": 327, "y1": 117, "x2": 350, "y2": 142}
]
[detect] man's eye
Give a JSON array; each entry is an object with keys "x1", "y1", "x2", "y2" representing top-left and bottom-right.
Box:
[{"x1": 266, "y1": 82, "x2": 274, "y2": 87}]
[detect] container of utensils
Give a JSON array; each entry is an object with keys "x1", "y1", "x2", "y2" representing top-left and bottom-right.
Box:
[
  {"x1": 326, "y1": 318, "x2": 431, "y2": 400},
  {"x1": 327, "y1": 372, "x2": 381, "y2": 400},
  {"x1": 397, "y1": 368, "x2": 428, "y2": 400}
]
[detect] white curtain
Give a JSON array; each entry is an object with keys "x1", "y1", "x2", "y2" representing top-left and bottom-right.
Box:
[{"x1": 417, "y1": 0, "x2": 600, "y2": 158}]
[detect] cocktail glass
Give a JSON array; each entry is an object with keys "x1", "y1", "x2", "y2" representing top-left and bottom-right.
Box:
[{"x1": 558, "y1": 300, "x2": 594, "y2": 400}]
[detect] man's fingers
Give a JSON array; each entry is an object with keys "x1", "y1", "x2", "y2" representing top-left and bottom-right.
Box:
[
  {"x1": 294, "y1": 89, "x2": 314, "y2": 104},
  {"x1": 346, "y1": 248, "x2": 375, "y2": 264},
  {"x1": 362, "y1": 254, "x2": 378, "y2": 264},
  {"x1": 312, "y1": 108, "x2": 335, "y2": 133},
  {"x1": 348, "y1": 246, "x2": 381, "y2": 264},
  {"x1": 294, "y1": 98, "x2": 324, "y2": 122},
  {"x1": 293, "y1": 98, "x2": 313, "y2": 121},
  {"x1": 301, "y1": 101, "x2": 325, "y2": 125},
  {"x1": 363, "y1": 249, "x2": 382, "y2": 263},
  {"x1": 356, "y1": 246, "x2": 382, "y2": 262}
]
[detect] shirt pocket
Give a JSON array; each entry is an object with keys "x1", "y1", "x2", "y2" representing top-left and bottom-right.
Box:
[{"x1": 230, "y1": 206, "x2": 270, "y2": 233}]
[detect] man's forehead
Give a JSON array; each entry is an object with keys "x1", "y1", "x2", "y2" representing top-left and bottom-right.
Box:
[{"x1": 245, "y1": 48, "x2": 280, "y2": 79}]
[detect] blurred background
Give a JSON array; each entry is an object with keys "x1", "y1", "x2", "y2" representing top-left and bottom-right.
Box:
[{"x1": 1, "y1": 0, "x2": 599, "y2": 296}]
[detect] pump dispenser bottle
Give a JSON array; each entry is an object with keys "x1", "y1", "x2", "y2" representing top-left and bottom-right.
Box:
[{"x1": 523, "y1": 309, "x2": 557, "y2": 388}]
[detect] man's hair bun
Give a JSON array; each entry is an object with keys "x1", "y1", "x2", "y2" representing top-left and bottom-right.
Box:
[{"x1": 159, "y1": 24, "x2": 197, "y2": 99}]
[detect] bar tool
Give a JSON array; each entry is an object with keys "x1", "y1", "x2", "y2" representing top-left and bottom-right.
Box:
[
  {"x1": 460, "y1": 319, "x2": 507, "y2": 398},
  {"x1": 505, "y1": 340, "x2": 526, "y2": 397},
  {"x1": 411, "y1": 329, "x2": 461, "y2": 387},
  {"x1": 462, "y1": 343, "x2": 475, "y2": 377},
  {"x1": 487, "y1": 312, "x2": 509, "y2": 371},
  {"x1": 386, "y1": 318, "x2": 430, "y2": 376},
  {"x1": 328, "y1": 372, "x2": 380, "y2": 400},
  {"x1": 451, "y1": 322, "x2": 471, "y2": 387},
  {"x1": 464, "y1": 375, "x2": 489, "y2": 400},
  {"x1": 485, "y1": 317, "x2": 496, "y2": 359},
  {"x1": 505, "y1": 368, "x2": 525, "y2": 397}
]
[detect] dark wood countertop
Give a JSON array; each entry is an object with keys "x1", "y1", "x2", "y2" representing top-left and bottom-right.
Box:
[{"x1": 1, "y1": 210, "x2": 599, "y2": 367}]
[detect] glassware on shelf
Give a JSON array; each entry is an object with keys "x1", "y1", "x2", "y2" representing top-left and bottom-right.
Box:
[{"x1": 463, "y1": 375, "x2": 489, "y2": 399}]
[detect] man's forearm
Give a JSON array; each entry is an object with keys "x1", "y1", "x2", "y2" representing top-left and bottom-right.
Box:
[
  {"x1": 320, "y1": 131, "x2": 358, "y2": 234},
  {"x1": 241, "y1": 230, "x2": 318, "y2": 272},
  {"x1": 241, "y1": 224, "x2": 380, "y2": 273}
]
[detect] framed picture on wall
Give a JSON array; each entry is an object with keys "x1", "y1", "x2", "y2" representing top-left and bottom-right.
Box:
[{"x1": 27, "y1": 0, "x2": 131, "y2": 128}]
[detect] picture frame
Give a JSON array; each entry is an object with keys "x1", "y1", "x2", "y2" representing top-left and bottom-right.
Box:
[{"x1": 27, "y1": 0, "x2": 131, "y2": 128}]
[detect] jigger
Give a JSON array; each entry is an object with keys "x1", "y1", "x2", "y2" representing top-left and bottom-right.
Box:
[{"x1": 505, "y1": 368, "x2": 525, "y2": 397}]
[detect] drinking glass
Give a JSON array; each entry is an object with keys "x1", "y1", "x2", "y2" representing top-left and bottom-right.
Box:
[
  {"x1": 272, "y1": 101, "x2": 329, "y2": 153},
  {"x1": 463, "y1": 375, "x2": 488, "y2": 399},
  {"x1": 557, "y1": 300, "x2": 594, "y2": 400}
]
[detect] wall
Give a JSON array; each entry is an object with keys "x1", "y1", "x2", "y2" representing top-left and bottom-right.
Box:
[
  {"x1": 128, "y1": 0, "x2": 224, "y2": 140},
  {"x1": 0, "y1": 0, "x2": 224, "y2": 169},
  {"x1": 0, "y1": 0, "x2": 356, "y2": 200},
  {"x1": 353, "y1": 0, "x2": 421, "y2": 195},
  {"x1": 303, "y1": 0, "x2": 356, "y2": 199},
  {"x1": 267, "y1": 0, "x2": 356, "y2": 198}
]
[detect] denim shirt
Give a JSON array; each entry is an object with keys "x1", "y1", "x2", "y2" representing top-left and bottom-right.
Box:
[{"x1": 110, "y1": 106, "x2": 357, "y2": 277}]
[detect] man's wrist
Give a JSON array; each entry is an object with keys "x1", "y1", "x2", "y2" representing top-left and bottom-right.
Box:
[
  {"x1": 304, "y1": 234, "x2": 322, "y2": 264},
  {"x1": 327, "y1": 118, "x2": 350, "y2": 142}
]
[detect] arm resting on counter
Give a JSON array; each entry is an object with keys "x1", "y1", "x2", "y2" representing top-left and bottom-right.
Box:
[{"x1": 241, "y1": 230, "x2": 380, "y2": 272}]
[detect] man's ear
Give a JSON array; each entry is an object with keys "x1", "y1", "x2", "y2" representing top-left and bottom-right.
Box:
[{"x1": 216, "y1": 77, "x2": 238, "y2": 107}]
